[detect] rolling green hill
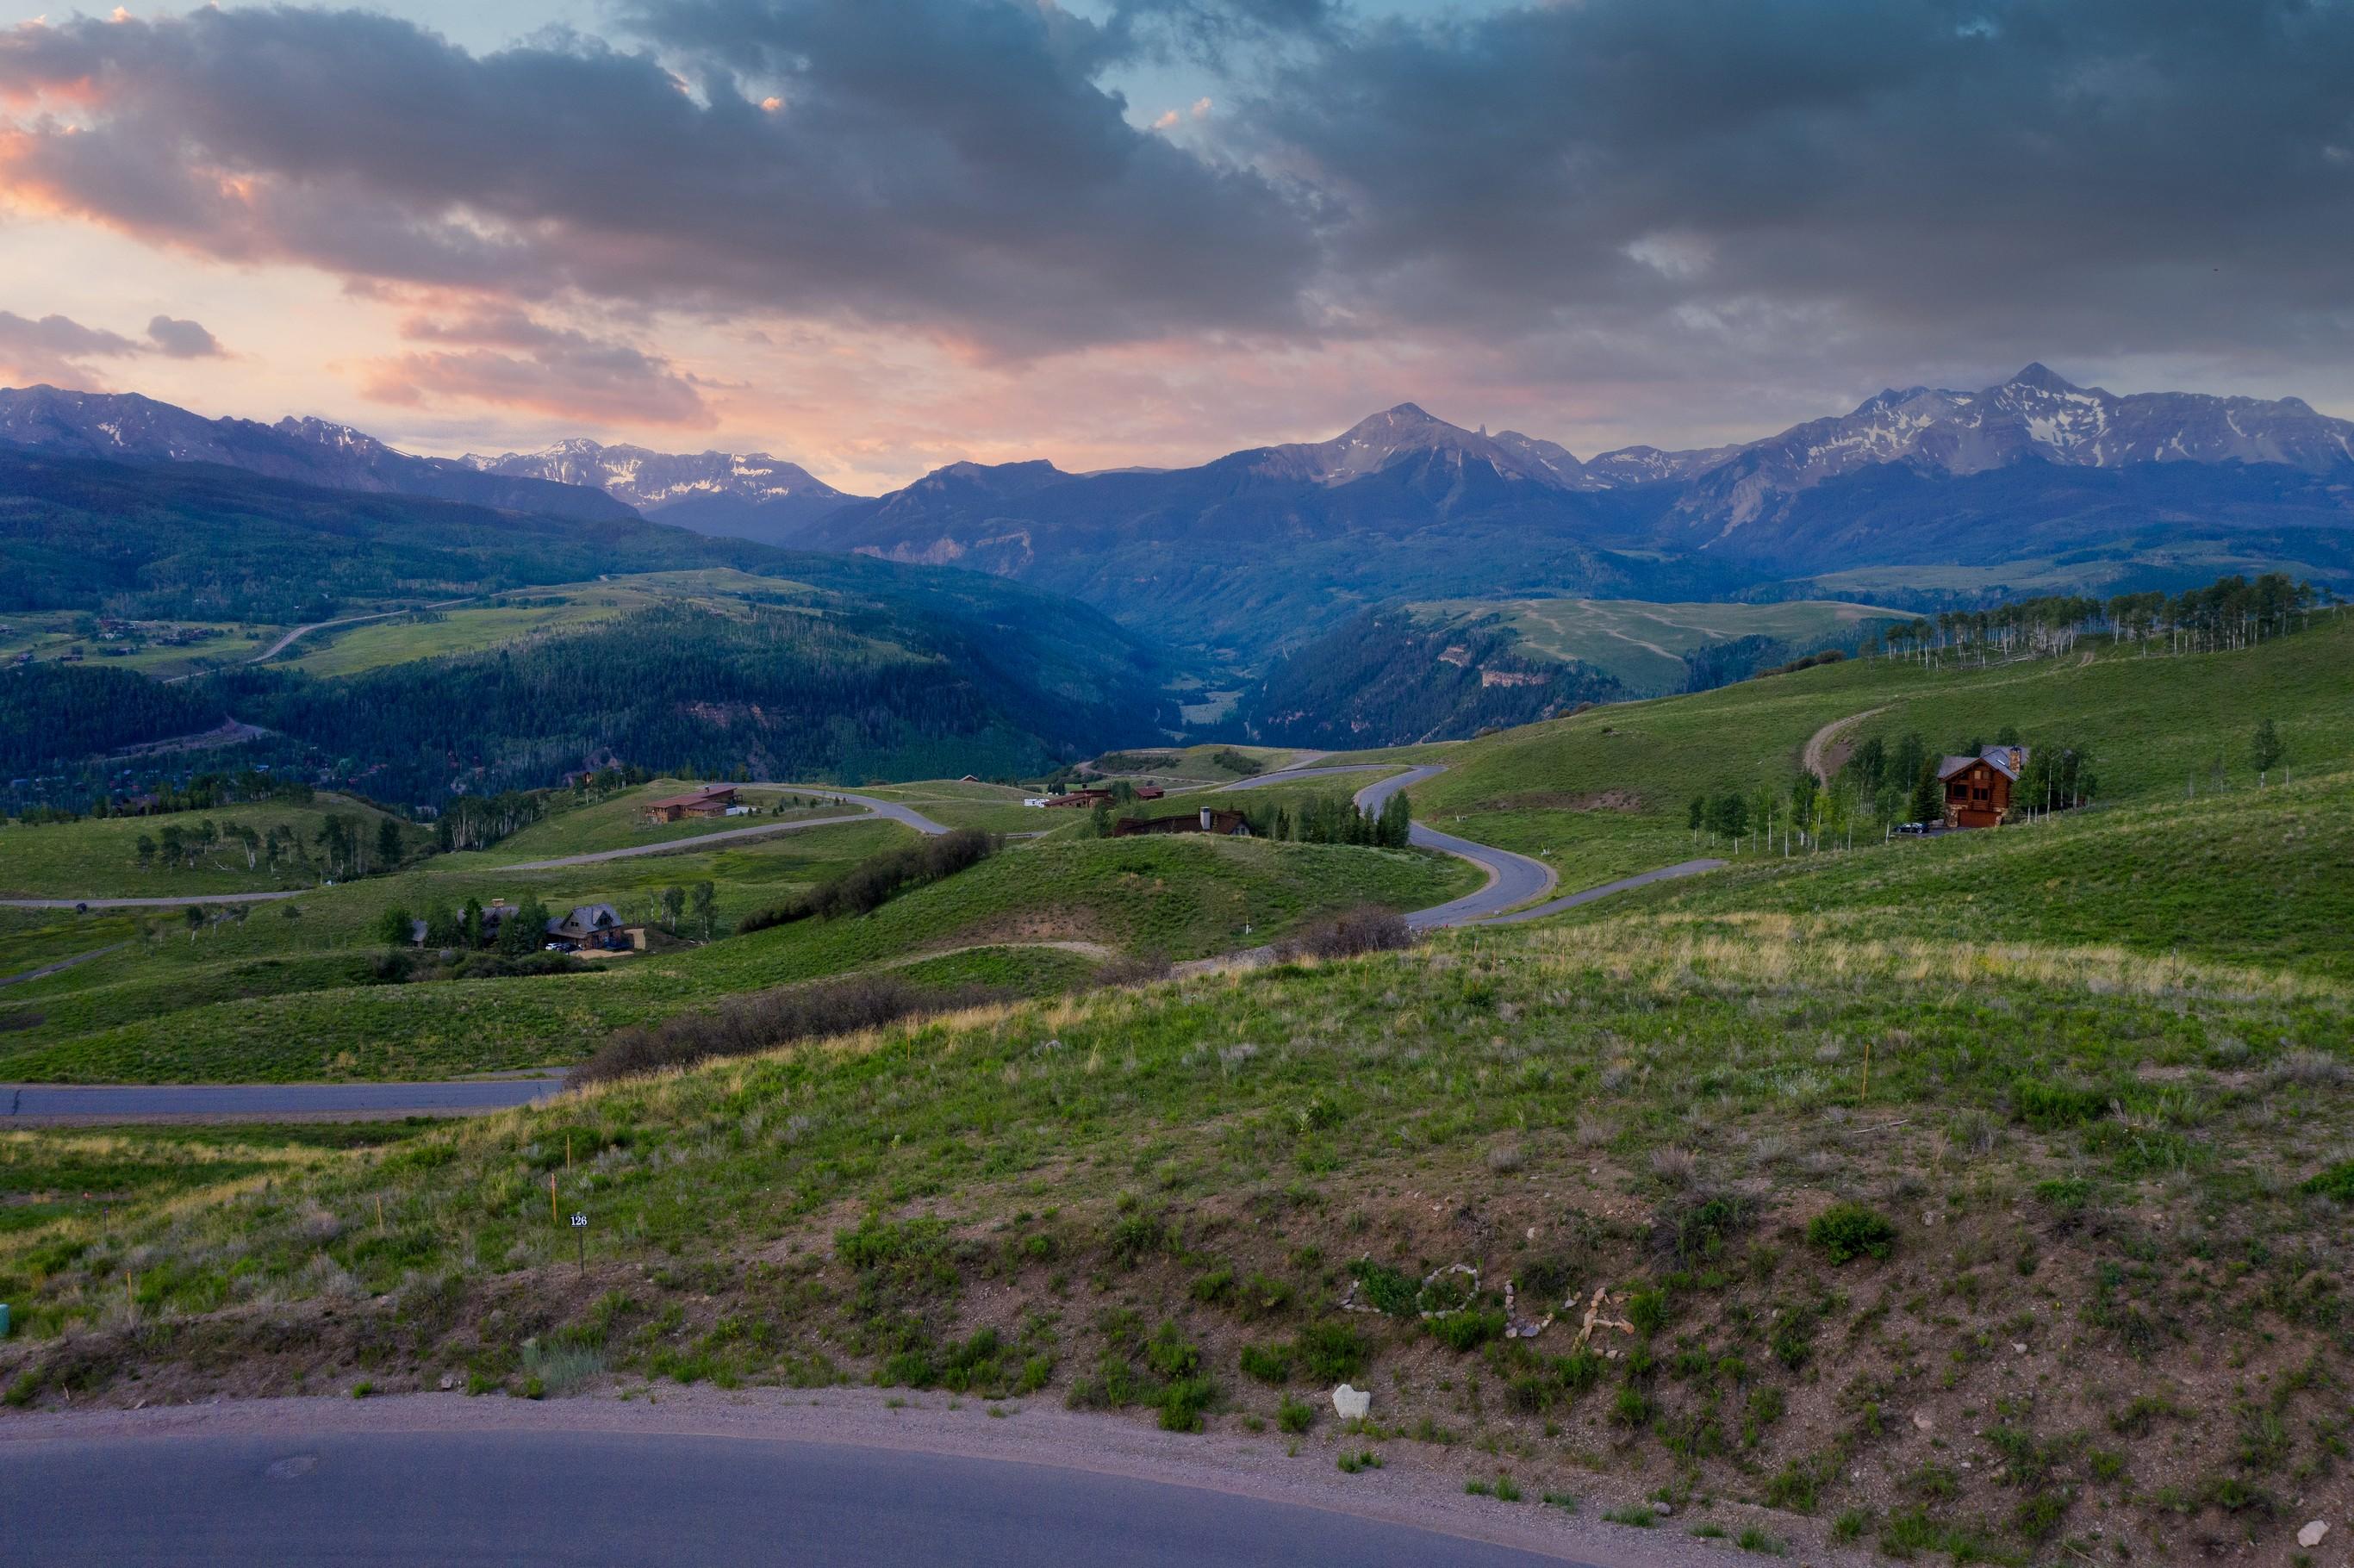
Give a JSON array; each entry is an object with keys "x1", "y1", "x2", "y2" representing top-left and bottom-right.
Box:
[
  {"x1": 1409, "y1": 596, "x2": 1909, "y2": 694},
  {"x1": 0, "y1": 827, "x2": 1473, "y2": 1083},
  {"x1": 4, "y1": 764, "x2": 2345, "y2": 1565},
  {"x1": 1361, "y1": 607, "x2": 2354, "y2": 891}
]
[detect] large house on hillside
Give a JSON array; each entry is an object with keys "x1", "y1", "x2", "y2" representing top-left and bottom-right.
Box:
[
  {"x1": 644, "y1": 784, "x2": 738, "y2": 824},
  {"x1": 1938, "y1": 744, "x2": 2027, "y2": 830}
]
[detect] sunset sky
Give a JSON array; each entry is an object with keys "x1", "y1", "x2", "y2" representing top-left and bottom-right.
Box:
[{"x1": 2, "y1": 0, "x2": 2350, "y2": 493}]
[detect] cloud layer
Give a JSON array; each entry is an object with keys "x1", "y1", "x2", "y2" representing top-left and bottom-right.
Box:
[
  {"x1": 0, "y1": 0, "x2": 2349, "y2": 463},
  {"x1": 0, "y1": 308, "x2": 223, "y2": 384}
]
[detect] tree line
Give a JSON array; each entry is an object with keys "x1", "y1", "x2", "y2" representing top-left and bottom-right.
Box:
[{"x1": 1860, "y1": 572, "x2": 2332, "y2": 667}]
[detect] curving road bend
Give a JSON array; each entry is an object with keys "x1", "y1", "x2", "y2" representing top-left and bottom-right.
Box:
[
  {"x1": 1353, "y1": 766, "x2": 1558, "y2": 929},
  {"x1": 1475, "y1": 859, "x2": 1728, "y2": 925},
  {"x1": 495, "y1": 791, "x2": 946, "y2": 871},
  {"x1": 0, "y1": 1428, "x2": 1580, "y2": 1568},
  {"x1": 2, "y1": 793, "x2": 946, "y2": 905}
]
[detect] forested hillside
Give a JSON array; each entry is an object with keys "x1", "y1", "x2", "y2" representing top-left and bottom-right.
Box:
[
  {"x1": 0, "y1": 446, "x2": 1186, "y2": 805},
  {"x1": 0, "y1": 447, "x2": 770, "y2": 622},
  {"x1": 1232, "y1": 607, "x2": 1622, "y2": 745},
  {"x1": 210, "y1": 602, "x2": 1149, "y2": 800}
]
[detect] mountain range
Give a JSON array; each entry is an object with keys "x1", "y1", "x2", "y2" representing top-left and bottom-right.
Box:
[
  {"x1": 5, "y1": 366, "x2": 2349, "y2": 660},
  {"x1": 464, "y1": 439, "x2": 863, "y2": 544},
  {"x1": 0, "y1": 385, "x2": 631, "y2": 521}
]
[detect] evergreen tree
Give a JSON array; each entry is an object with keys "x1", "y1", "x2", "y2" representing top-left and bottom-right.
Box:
[
  {"x1": 1907, "y1": 760, "x2": 1945, "y2": 827},
  {"x1": 376, "y1": 818, "x2": 404, "y2": 871},
  {"x1": 2251, "y1": 719, "x2": 2284, "y2": 777},
  {"x1": 375, "y1": 906, "x2": 414, "y2": 947}
]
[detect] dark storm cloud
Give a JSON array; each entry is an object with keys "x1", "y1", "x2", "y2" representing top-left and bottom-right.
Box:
[
  {"x1": 0, "y1": 2, "x2": 1316, "y2": 352},
  {"x1": 146, "y1": 315, "x2": 224, "y2": 358},
  {"x1": 1238, "y1": 0, "x2": 2354, "y2": 374},
  {"x1": 1, "y1": 0, "x2": 2350, "y2": 392}
]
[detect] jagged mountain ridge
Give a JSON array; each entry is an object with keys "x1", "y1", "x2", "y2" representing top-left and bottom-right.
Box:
[
  {"x1": 798, "y1": 367, "x2": 2354, "y2": 653},
  {"x1": 0, "y1": 386, "x2": 633, "y2": 521},
  {"x1": 465, "y1": 438, "x2": 868, "y2": 545},
  {"x1": 1666, "y1": 364, "x2": 2354, "y2": 540}
]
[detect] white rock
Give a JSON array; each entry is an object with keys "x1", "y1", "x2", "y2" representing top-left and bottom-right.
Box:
[
  {"x1": 1911, "y1": 1409, "x2": 1934, "y2": 1434},
  {"x1": 1331, "y1": 1384, "x2": 1371, "y2": 1420},
  {"x1": 2298, "y1": 1521, "x2": 2328, "y2": 1549}
]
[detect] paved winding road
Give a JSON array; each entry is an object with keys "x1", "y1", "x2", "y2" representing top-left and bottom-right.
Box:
[
  {"x1": 1, "y1": 793, "x2": 945, "y2": 907},
  {"x1": 495, "y1": 791, "x2": 947, "y2": 871},
  {"x1": 1352, "y1": 766, "x2": 1560, "y2": 929},
  {"x1": 0, "y1": 1429, "x2": 1575, "y2": 1568},
  {"x1": 1476, "y1": 859, "x2": 1728, "y2": 925}
]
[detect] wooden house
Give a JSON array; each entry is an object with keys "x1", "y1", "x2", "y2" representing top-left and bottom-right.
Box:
[{"x1": 1937, "y1": 744, "x2": 2027, "y2": 829}]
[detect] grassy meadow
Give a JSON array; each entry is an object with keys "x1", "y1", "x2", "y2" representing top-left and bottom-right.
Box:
[
  {"x1": 0, "y1": 826, "x2": 1473, "y2": 1083},
  {"x1": 0, "y1": 795, "x2": 413, "y2": 899},
  {"x1": 1411, "y1": 596, "x2": 1909, "y2": 693},
  {"x1": 1350, "y1": 609, "x2": 2354, "y2": 893},
  {"x1": 1, "y1": 769, "x2": 2347, "y2": 1562},
  {"x1": 277, "y1": 569, "x2": 823, "y2": 677}
]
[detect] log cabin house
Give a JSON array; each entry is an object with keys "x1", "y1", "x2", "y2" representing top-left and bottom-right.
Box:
[{"x1": 1937, "y1": 744, "x2": 2027, "y2": 829}]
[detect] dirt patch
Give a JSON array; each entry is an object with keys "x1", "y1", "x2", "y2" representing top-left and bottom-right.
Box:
[{"x1": 1803, "y1": 707, "x2": 1888, "y2": 786}]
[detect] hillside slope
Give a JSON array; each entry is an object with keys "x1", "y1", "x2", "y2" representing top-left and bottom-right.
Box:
[
  {"x1": 1352, "y1": 608, "x2": 2354, "y2": 888},
  {"x1": 3, "y1": 775, "x2": 2345, "y2": 1565}
]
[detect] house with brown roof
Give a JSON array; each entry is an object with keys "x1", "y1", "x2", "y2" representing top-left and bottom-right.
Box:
[
  {"x1": 643, "y1": 784, "x2": 738, "y2": 824},
  {"x1": 1937, "y1": 744, "x2": 2027, "y2": 829}
]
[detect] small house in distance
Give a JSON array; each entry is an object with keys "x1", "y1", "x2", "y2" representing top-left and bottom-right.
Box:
[
  {"x1": 1938, "y1": 744, "x2": 2027, "y2": 829},
  {"x1": 644, "y1": 784, "x2": 738, "y2": 824},
  {"x1": 1112, "y1": 806, "x2": 1252, "y2": 838},
  {"x1": 547, "y1": 903, "x2": 645, "y2": 951}
]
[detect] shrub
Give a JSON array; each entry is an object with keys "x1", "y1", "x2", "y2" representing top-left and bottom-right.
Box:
[
  {"x1": 1292, "y1": 1322, "x2": 1369, "y2": 1383},
  {"x1": 1156, "y1": 1376, "x2": 1216, "y2": 1432},
  {"x1": 1429, "y1": 1310, "x2": 1504, "y2": 1353},
  {"x1": 1276, "y1": 1396, "x2": 1313, "y2": 1434},
  {"x1": 738, "y1": 828, "x2": 998, "y2": 931},
  {"x1": 2301, "y1": 1160, "x2": 2354, "y2": 1201},
  {"x1": 1611, "y1": 1386, "x2": 1654, "y2": 1428},
  {"x1": 572, "y1": 974, "x2": 1009, "y2": 1086},
  {"x1": 1274, "y1": 908, "x2": 1416, "y2": 962},
  {"x1": 2013, "y1": 1078, "x2": 2109, "y2": 1129},
  {"x1": 1624, "y1": 1286, "x2": 1671, "y2": 1336},
  {"x1": 1239, "y1": 1344, "x2": 1292, "y2": 1385},
  {"x1": 1348, "y1": 1260, "x2": 1418, "y2": 1316},
  {"x1": 1806, "y1": 1203, "x2": 1897, "y2": 1264}
]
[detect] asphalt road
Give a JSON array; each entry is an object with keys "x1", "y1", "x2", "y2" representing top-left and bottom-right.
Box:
[
  {"x1": 1476, "y1": 859, "x2": 1728, "y2": 924},
  {"x1": 3, "y1": 792, "x2": 946, "y2": 902},
  {"x1": 0, "y1": 890, "x2": 304, "y2": 910},
  {"x1": 0, "y1": 1430, "x2": 1577, "y2": 1568},
  {"x1": 1353, "y1": 766, "x2": 1559, "y2": 928},
  {"x1": 2, "y1": 1078, "x2": 560, "y2": 1123}
]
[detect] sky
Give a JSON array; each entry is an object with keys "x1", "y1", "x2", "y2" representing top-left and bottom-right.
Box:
[{"x1": 1, "y1": 0, "x2": 2350, "y2": 493}]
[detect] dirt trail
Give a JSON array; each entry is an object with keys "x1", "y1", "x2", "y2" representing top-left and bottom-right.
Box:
[{"x1": 1803, "y1": 706, "x2": 1888, "y2": 786}]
